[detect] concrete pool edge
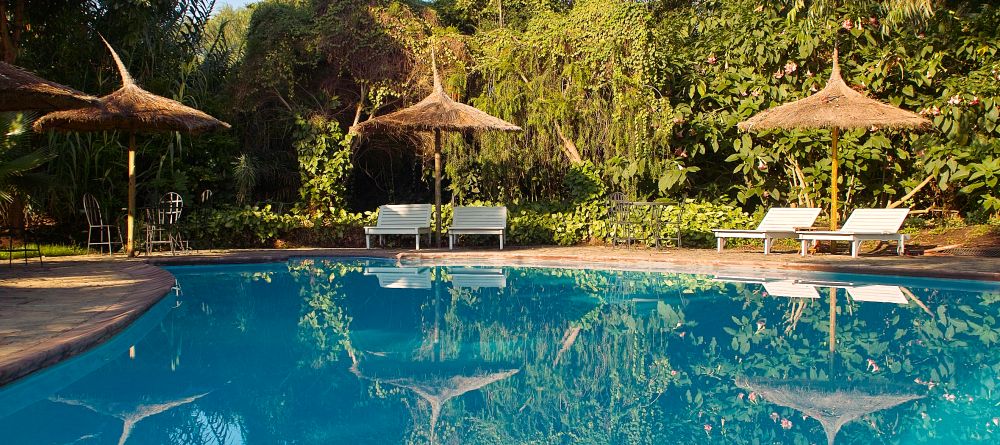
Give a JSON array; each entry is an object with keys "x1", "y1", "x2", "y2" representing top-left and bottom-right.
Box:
[
  {"x1": 0, "y1": 262, "x2": 175, "y2": 387},
  {"x1": 145, "y1": 247, "x2": 1000, "y2": 283}
]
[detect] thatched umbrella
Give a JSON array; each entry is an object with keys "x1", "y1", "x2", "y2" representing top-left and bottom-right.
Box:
[
  {"x1": 0, "y1": 61, "x2": 97, "y2": 111},
  {"x1": 352, "y1": 51, "x2": 521, "y2": 246},
  {"x1": 738, "y1": 50, "x2": 933, "y2": 229},
  {"x1": 737, "y1": 377, "x2": 923, "y2": 445},
  {"x1": 34, "y1": 38, "x2": 229, "y2": 256}
]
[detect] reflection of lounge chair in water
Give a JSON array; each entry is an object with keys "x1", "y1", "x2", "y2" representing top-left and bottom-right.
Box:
[
  {"x1": 364, "y1": 267, "x2": 432, "y2": 289},
  {"x1": 762, "y1": 280, "x2": 820, "y2": 299},
  {"x1": 844, "y1": 285, "x2": 908, "y2": 304},
  {"x1": 51, "y1": 391, "x2": 209, "y2": 445},
  {"x1": 737, "y1": 378, "x2": 922, "y2": 445},
  {"x1": 450, "y1": 268, "x2": 506, "y2": 289}
]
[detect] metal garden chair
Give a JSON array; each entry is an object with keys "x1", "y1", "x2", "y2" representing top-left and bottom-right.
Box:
[{"x1": 83, "y1": 194, "x2": 121, "y2": 255}]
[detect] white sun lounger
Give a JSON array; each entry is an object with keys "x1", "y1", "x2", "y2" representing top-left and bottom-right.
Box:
[
  {"x1": 797, "y1": 208, "x2": 910, "y2": 257},
  {"x1": 364, "y1": 204, "x2": 433, "y2": 250},
  {"x1": 762, "y1": 280, "x2": 821, "y2": 299},
  {"x1": 364, "y1": 267, "x2": 432, "y2": 289},
  {"x1": 845, "y1": 285, "x2": 909, "y2": 304},
  {"x1": 714, "y1": 208, "x2": 821, "y2": 254},
  {"x1": 448, "y1": 206, "x2": 507, "y2": 250}
]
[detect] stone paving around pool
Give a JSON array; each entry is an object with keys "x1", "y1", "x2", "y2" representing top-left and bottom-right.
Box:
[
  {"x1": 0, "y1": 261, "x2": 174, "y2": 386},
  {"x1": 1, "y1": 245, "x2": 998, "y2": 387}
]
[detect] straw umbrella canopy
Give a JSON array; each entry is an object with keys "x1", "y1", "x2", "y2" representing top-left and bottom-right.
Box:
[
  {"x1": 737, "y1": 378, "x2": 923, "y2": 445},
  {"x1": 34, "y1": 38, "x2": 229, "y2": 256},
  {"x1": 0, "y1": 61, "x2": 98, "y2": 111},
  {"x1": 738, "y1": 50, "x2": 933, "y2": 229},
  {"x1": 352, "y1": 52, "x2": 521, "y2": 247}
]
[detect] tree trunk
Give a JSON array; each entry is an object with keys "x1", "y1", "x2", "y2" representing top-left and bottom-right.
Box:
[{"x1": 554, "y1": 122, "x2": 582, "y2": 165}]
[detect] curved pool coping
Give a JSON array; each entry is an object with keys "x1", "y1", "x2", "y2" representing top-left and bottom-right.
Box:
[
  {"x1": 0, "y1": 262, "x2": 175, "y2": 387},
  {"x1": 147, "y1": 247, "x2": 1000, "y2": 283}
]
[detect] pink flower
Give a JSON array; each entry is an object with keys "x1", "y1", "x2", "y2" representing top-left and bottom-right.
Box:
[
  {"x1": 757, "y1": 159, "x2": 768, "y2": 171},
  {"x1": 944, "y1": 393, "x2": 956, "y2": 402},
  {"x1": 866, "y1": 358, "x2": 881, "y2": 372},
  {"x1": 737, "y1": 393, "x2": 745, "y2": 401},
  {"x1": 674, "y1": 148, "x2": 688, "y2": 158},
  {"x1": 810, "y1": 84, "x2": 819, "y2": 92},
  {"x1": 948, "y1": 95, "x2": 963, "y2": 105},
  {"x1": 704, "y1": 424, "x2": 712, "y2": 433},
  {"x1": 970, "y1": 96, "x2": 981, "y2": 106},
  {"x1": 781, "y1": 418, "x2": 793, "y2": 430},
  {"x1": 842, "y1": 19, "x2": 854, "y2": 30},
  {"x1": 749, "y1": 392, "x2": 758, "y2": 403},
  {"x1": 707, "y1": 54, "x2": 718, "y2": 65},
  {"x1": 751, "y1": 89, "x2": 761, "y2": 97},
  {"x1": 773, "y1": 69, "x2": 785, "y2": 79},
  {"x1": 992, "y1": 417, "x2": 999, "y2": 426},
  {"x1": 869, "y1": 16, "x2": 879, "y2": 26},
  {"x1": 671, "y1": 370, "x2": 678, "y2": 376},
  {"x1": 770, "y1": 412, "x2": 780, "y2": 422},
  {"x1": 806, "y1": 70, "x2": 814, "y2": 77},
  {"x1": 784, "y1": 61, "x2": 798, "y2": 74}
]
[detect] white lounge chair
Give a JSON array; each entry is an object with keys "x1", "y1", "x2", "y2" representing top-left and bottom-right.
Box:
[
  {"x1": 797, "y1": 208, "x2": 910, "y2": 258},
  {"x1": 713, "y1": 208, "x2": 822, "y2": 254},
  {"x1": 448, "y1": 206, "x2": 507, "y2": 250},
  {"x1": 364, "y1": 204, "x2": 433, "y2": 250}
]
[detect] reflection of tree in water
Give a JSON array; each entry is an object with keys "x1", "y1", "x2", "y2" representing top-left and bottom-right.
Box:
[{"x1": 286, "y1": 260, "x2": 1000, "y2": 444}]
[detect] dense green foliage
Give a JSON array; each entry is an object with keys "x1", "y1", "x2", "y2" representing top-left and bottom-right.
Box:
[{"x1": 1, "y1": 0, "x2": 999, "y2": 246}]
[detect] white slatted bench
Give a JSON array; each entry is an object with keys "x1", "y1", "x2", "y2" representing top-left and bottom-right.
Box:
[
  {"x1": 363, "y1": 267, "x2": 432, "y2": 289},
  {"x1": 797, "y1": 208, "x2": 911, "y2": 257},
  {"x1": 448, "y1": 206, "x2": 507, "y2": 250},
  {"x1": 713, "y1": 208, "x2": 822, "y2": 254},
  {"x1": 364, "y1": 204, "x2": 433, "y2": 250}
]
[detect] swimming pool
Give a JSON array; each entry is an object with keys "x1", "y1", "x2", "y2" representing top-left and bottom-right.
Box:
[{"x1": 1, "y1": 257, "x2": 999, "y2": 444}]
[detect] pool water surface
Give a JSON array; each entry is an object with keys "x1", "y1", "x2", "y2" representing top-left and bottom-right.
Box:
[{"x1": 1, "y1": 257, "x2": 999, "y2": 444}]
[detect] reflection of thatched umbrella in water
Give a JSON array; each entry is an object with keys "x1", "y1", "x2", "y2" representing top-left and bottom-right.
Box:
[
  {"x1": 34, "y1": 37, "x2": 229, "y2": 256},
  {"x1": 50, "y1": 391, "x2": 210, "y2": 445},
  {"x1": 737, "y1": 378, "x2": 922, "y2": 445},
  {"x1": 352, "y1": 50, "x2": 521, "y2": 247},
  {"x1": 0, "y1": 61, "x2": 97, "y2": 111},
  {"x1": 346, "y1": 268, "x2": 519, "y2": 442},
  {"x1": 738, "y1": 50, "x2": 932, "y2": 229},
  {"x1": 352, "y1": 361, "x2": 518, "y2": 441}
]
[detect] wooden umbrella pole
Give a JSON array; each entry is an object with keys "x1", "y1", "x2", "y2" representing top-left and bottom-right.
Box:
[
  {"x1": 434, "y1": 129, "x2": 442, "y2": 248},
  {"x1": 830, "y1": 127, "x2": 840, "y2": 230},
  {"x1": 126, "y1": 132, "x2": 136, "y2": 257}
]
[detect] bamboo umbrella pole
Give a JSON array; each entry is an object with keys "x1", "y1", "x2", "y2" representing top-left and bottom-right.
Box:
[
  {"x1": 127, "y1": 133, "x2": 136, "y2": 257},
  {"x1": 830, "y1": 127, "x2": 840, "y2": 230},
  {"x1": 434, "y1": 129, "x2": 443, "y2": 247}
]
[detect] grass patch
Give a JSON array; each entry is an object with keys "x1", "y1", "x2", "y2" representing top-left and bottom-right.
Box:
[{"x1": 0, "y1": 244, "x2": 88, "y2": 260}]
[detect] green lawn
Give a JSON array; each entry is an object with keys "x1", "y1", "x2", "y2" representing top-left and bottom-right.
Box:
[{"x1": 0, "y1": 244, "x2": 88, "y2": 260}]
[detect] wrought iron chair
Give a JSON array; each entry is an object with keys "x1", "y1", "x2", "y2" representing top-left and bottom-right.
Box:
[
  {"x1": 608, "y1": 192, "x2": 638, "y2": 248},
  {"x1": 83, "y1": 194, "x2": 121, "y2": 255},
  {"x1": 3, "y1": 225, "x2": 42, "y2": 266},
  {"x1": 145, "y1": 192, "x2": 187, "y2": 255}
]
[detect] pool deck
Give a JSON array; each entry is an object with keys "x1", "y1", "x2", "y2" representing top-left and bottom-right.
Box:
[
  {"x1": 0, "y1": 261, "x2": 174, "y2": 386},
  {"x1": 2, "y1": 245, "x2": 999, "y2": 387}
]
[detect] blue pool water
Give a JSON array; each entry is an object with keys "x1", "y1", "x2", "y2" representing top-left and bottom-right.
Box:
[{"x1": 2, "y1": 257, "x2": 1000, "y2": 444}]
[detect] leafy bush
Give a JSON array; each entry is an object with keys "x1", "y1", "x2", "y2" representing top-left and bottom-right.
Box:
[{"x1": 184, "y1": 199, "x2": 751, "y2": 249}]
